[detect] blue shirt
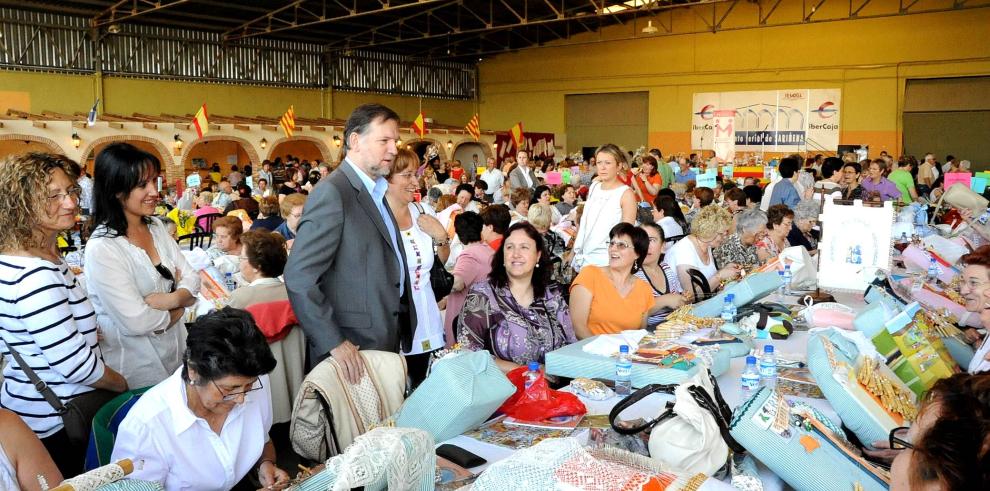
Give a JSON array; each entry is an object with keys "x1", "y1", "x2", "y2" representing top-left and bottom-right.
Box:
[
  {"x1": 274, "y1": 221, "x2": 294, "y2": 240},
  {"x1": 674, "y1": 169, "x2": 697, "y2": 184},
  {"x1": 768, "y1": 178, "x2": 801, "y2": 208},
  {"x1": 346, "y1": 159, "x2": 405, "y2": 295}
]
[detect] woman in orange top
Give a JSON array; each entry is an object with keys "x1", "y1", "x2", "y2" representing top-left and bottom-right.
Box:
[
  {"x1": 570, "y1": 223, "x2": 655, "y2": 337},
  {"x1": 633, "y1": 155, "x2": 663, "y2": 204}
]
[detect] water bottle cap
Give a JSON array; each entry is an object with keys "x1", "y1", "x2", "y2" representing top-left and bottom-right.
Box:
[
  {"x1": 225, "y1": 272, "x2": 232, "y2": 277},
  {"x1": 784, "y1": 264, "x2": 791, "y2": 271},
  {"x1": 726, "y1": 293, "x2": 735, "y2": 301},
  {"x1": 619, "y1": 345, "x2": 630, "y2": 353},
  {"x1": 746, "y1": 355, "x2": 757, "y2": 364},
  {"x1": 528, "y1": 361, "x2": 540, "y2": 371},
  {"x1": 764, "y1": 345, "x2": 774, "y2": 353}
]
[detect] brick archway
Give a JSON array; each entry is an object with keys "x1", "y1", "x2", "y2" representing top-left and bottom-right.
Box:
[
  {"x1": 266, "y1": 135, "x2": 333, "y2": 163},
  {"x1": 0, "y1": 134, "x2": 67, "y2": 155},
  {"x1": 78, "y1": 135, "x2": 177, "y2": 181},
  {"x1": 181, "y1": 135, "x2": 261, "y2": 169},
  {"x1": 453, "y1": 140, "x2": 492, "y2": 160}
]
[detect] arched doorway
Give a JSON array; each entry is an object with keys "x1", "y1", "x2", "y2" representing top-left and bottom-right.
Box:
[
  {"x1": 0, "y1": 135, "x2": 66, "y2": 160},
  {"x1": 452, "y1": 141, "x2": 490, "y2": 170},
  {"x1": 267, "y1": 136, "x2": 333, "y2": 165},
  {"x1": 406, "y1": 138, "x2": 447, "y2": 164},
  {"x1": 80, "y1": 136, "x2": 175, "y2": 180},
  {"x1": 181, "y1": 135, "x2": 260, "y2": 180}
]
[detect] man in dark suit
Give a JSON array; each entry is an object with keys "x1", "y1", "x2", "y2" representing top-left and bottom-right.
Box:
[
  {"x1": 285, "y1": 103, "x2": 415, "y2": 384},
  {"x1": 508, "y1": 149, "x2": 538, "y2": 193}
]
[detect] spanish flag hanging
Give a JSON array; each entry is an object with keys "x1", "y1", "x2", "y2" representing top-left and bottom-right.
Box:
[
  {"x1": 509, "y1": 122, "x2": 524, "y2": 149},
  {"x1": 192, "y1": 104, "x2": 209, "y2": 138},
  {"x1": 280, "y1": 105, "x2": 296, "y2": 138},
  {"x1": 412, "y1": 112, "x2": 426, "y2": 138}
]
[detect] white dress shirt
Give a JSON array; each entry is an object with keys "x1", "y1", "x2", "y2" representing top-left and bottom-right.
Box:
[{"x1": 111, "y1": 369, "x2": 273, "y2": 491}]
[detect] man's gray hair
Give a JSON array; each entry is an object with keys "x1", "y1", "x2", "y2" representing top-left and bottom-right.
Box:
[
  {"x1": 736, "y1": 208, "x2": 768, "y2": 234},
  {"x1": 793, "y1": 199, "x2": 820, "y2": 222}
]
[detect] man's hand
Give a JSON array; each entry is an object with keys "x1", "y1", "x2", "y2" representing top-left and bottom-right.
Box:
[{"x1": 331, "y1": 340, "x2": 364, "y2": 385}]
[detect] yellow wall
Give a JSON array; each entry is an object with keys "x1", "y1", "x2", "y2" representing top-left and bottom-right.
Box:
[{"x1": 478, "y1": 3, "x2": 990, "y2": 156}]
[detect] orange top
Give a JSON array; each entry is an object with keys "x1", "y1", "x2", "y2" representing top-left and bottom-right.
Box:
[
  {"x1": 572, "y1": 266, "x2": 655, "y2": 335},
  {"x1": 634, "y1": 173, "x2": 663, "y2": 203}
]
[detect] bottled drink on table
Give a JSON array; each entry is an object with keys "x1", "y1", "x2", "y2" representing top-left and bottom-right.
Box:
[
  {"x1": 927, "y1": 256, "x2": 940, "y2": 284},
  {"x1": 721, "y1": 293, "x2": 737, "y2": 324},
  {"x1": 524, "y1": 361, "x2": 541, "y2": 390},
  {"x1": 777, "y1": 268, "x2": 786, "y2": 296},
  {"x1": 224, "y1": 272, "x2": 236, "y2": 292},
  {"x1": 741, "y1": 355, "x2": 761, "y2": 400},
  {"x1": 782, "y1": 265, "x2": 793, "y2": 295},
  {"x1": 615, "y1": 345, "x2": 633, "y2": 396},
  {"x1": 759, "y1": 344, "x2": 778, "y2": 388}
]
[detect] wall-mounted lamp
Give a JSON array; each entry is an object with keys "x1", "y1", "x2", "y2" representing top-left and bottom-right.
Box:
[
  {"x1": 173, "y1": 134, "x2": 183, "y2": 151},
  {"x1": 446, "y1": 140, "x2": 453, "y2": 151},
  {"x1": 71, "y1": 133, "x2": 81, "y2": 149},
  {"x1": 492, "y1": 142, "x2": 498, "y2": 152},
  {"x1": 260, "y1": 137, "x2": 268, "y2": 150},
  {"x1": 332, "y1": 135, "x2": 342, "y2": 148}
]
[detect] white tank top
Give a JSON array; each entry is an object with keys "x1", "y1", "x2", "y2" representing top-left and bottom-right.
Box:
[
  {"x1": 573, "y1": 181, "x2": 629, "y2": 270},
  {"x1": 0, "y1": 441, "x2": 18, "y2": 491}
]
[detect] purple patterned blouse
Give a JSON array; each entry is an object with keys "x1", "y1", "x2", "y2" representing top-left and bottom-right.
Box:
[{"x1": 456, "y1": 281, "x2": 576, "y2": 365}]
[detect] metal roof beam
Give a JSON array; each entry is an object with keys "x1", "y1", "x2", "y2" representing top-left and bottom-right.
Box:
[{"x1": 92, "y1": 0, "x2": 194, "y2": 28}]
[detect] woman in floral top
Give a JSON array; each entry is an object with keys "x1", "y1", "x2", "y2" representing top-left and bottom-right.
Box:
[
  {"x1": 756, "y1": 204, "x2": 793, "y2": 264},
  {"x1": 457, "y1": 222, "x2": 576, "y2": 373}
]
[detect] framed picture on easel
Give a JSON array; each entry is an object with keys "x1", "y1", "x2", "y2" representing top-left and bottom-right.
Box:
[{"x1": 817, "y1": 196, "x2": 895, "y2": 292}]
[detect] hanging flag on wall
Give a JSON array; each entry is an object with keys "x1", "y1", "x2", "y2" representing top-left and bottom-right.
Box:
[
  {"x1": 509, "y1": 122, "x2": 525, "y2": 148},
  {"x1": 412, "y1": 112, "x2": 426, "y2": 137},
  {"x1": 192, "y1": 104, "x2": 210, "y2": 138},
  {"x1": 465, "y1": 114, "x2": 480, "y2": 141},
  {"x1": 280, "y1": 105, "x2": 296, "y2": 138},
  {"x1": 86, "y1": 99, "x2": 99, "y2": 127}
]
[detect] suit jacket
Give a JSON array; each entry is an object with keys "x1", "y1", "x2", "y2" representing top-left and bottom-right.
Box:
[
  {"x1": 284, "y1": 161, "x2": 416, "y2": 360},
  {"x1": 509, "y1": 165, "x2": 538, "y2": 192}
]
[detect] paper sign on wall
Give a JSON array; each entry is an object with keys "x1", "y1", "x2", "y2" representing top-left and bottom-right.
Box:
[
  {"x1": 545, "y1": 171, "x2": 562, "y2": 185},
  {"x1": 944, "y1": 172, "x2": 972, "y2": 191},
  {"x1": 186, "y1": 173, "x2": 202, "y2": 188}
]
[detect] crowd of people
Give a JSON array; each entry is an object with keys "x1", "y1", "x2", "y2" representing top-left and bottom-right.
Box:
[{"x1": 0, "y1": 102, "x2": 987, "y2": 490}]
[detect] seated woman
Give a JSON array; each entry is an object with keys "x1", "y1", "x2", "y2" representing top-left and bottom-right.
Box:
[
  {"x1": 193, "y1": 191, "x2": 220, "y2": 232},
  {"x1": 249, "y1": 196, "x2": 284, "y2": 232},
  {"x1": 957, "y1": 246, "x2": 990, "y2": 373},
  {"x1": 787, "y1": 199, "x2": 820, "y2": 254},
  {"x1": 85, "y1": 143, "x2": 199, "y2": 390},
  {"x1": 888, "y1": 372, "x2": 990, "y2": 490},
  {"x1": 714, "y1": 208, "x2": 768, "y2": 269},
  {"x1": 509, "y1": 188, "x2": 531, "y2": 224},
  {"x1": 756, "y1": 204, "x2": 793, "y2": 264},
  {"x1": 0, "y1": 409, "x2": 63, "y2": 491},
  {"x1": 457, "y1": 223, "x2": 575, "y2": 373},
  {"x1": 444, "y1": 212, "x2": 494, "y2": 347},
  {"x1": 223, "y1": 183, "x2": 260, "y2": 220},
  {"x1": 0, "y1": 153, "x2": 128, "y2": 477},
  {"x1": 207, "y1": 215, "x2": 243, "y2": 262},
  {"x1": 530, "y1": 185, "x2": 562, "y2": 224},
  {"x1": 227, "y1": 230, "x2": 288, "y2": 309},
  {"x1": 663, "y1": 205, "x2": 740, "y2": 297},
  {"x1": 651, "y1": 195, "x2": 687, "y2": 240},
  {"x1": 111, "y1": 308, "x2": 289, "y2": 491},
  {"x1": 273, "y1": 192, "x2": 307, "y2": 245},
  {"x1": 636, "y1": 223, "x2": 688, "y2": 328},
  {"x1": 570, "y1": 223, "x2": 656, "y2": 338},
  {"x1": 527, "y1": 203, "x2": 566, "y2": 279}
]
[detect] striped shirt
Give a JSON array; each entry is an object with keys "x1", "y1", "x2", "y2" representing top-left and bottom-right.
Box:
[
  {"x1": 635, "y1": 264, "x2": 683, "y2": 329},
  {"x1": 0, "y1": 255, "x2": 105, "y2": 437}
]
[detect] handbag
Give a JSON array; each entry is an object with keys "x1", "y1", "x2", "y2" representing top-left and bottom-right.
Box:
[
  {"x1": 3, "y1": 342, "x2": 116, "y2": 446},
  {"x1": 608, "y1": 367, "x2": 744, "y2": 476},
  {"x1": 414, "y1": 202, "x2": 454, "y2": 301}
]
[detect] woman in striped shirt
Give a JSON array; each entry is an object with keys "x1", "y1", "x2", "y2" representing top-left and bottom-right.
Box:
[
  {"x1": 0, "y1": 153, "x2": 128, "y2": 477},
  {"x1": 636, "y1": 222, "x2": 688, "y2": 329}
]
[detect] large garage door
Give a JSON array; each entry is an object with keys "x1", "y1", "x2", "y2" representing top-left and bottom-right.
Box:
[
  {"x1": 903, "y1": 77, "x2": 990, "y2": 170},
  {"x1": 566, "y1": 92, "x2": 648, "y2": 157}
]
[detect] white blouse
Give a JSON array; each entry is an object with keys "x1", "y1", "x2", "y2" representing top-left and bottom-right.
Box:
[
  {"x1": 401, "y1": 204, "x2": 445, "y2": 355},
  {"x1": 84, "y1": 218, "x2": 200, "y2": 389}
]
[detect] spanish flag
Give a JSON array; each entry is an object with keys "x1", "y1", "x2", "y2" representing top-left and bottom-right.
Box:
[
  {"x1": 192, "y1": 104, "x2": 209, "y2": 138},
  {"x1": 280, "y1": 105, "x2": 296, "y2": 138},
  {"x1": 509, "y1": 122, "x2": 524, "y2": 148},
  {"x1": 465, "y1": 114, "x2": 480, "y2": 141},
  {"x1": 412, "y1": 112, "x2": 426, "y2": 138}
]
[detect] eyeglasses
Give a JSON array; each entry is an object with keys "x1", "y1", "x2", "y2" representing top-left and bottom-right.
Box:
[
  {"x1": 212, "y1": 378, "x2": 264, "y2": 402},
  {"x1": 888, "y1": 426, "x2": 913, "y2": 450},
  {"x1": 48, "y1": 186, "x2": 82, "y2": 205},
  {"x1": 607, "y1": 240, "x2": 633, "y2": 250},
  {"x1": 394, "y1": 172, "x2": 416, "y2": 180},
  {"x1": 237, "y1": 255, "x2": 250, "y2": 262}
]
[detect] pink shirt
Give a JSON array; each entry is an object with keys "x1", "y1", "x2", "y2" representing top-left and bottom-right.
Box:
[
  {"x1": 444, "y1": 242, "x2": 495, "y2": 347},
  {"x1": 194, "y1": 206, "x2": 220, "y2": 232}
]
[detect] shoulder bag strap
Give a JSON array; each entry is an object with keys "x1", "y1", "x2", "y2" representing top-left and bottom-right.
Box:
[
  {"x1": 686, "y1": 384, "x2": 747, "y2": 454},
  {"x1": 1, "y1": 339, "x2": 67, "y2": 413},
  {"x1": 609, "y1": 383, "x2": 678, "y2": 435}
]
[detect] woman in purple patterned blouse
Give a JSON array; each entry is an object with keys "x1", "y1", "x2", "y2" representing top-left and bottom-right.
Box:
[
  {"x1": 859, "y1": 159, "x2": 902, "y2": 202},
  {"x1": 456, "y1": 222, "x2": 576, "y2": 373}
]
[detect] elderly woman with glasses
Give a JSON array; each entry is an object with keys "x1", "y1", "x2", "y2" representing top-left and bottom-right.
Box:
[
  {"x1": 570, "y1": 223, "x2": 657, "y2": 338},
  {"x1": 714, "y1": 208, "x2": 768, "y2": 270},
  {"x1": 112, "y1": 308, "x2": 288, "y2": 491},
  {"x1": 663, "y1": 205, "x2": 740, "y2": 297},
  {"x1": 955, "y1": 246, "x2": 990, "y2": 373},
  {"x1": 787, "y1": 199, "x2": 821, "y2": 254},
  {"x1": 756, "y1": 204, "x2": 794, "y2": 264}
]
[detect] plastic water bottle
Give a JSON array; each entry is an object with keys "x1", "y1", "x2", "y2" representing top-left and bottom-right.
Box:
[
  {"x1": 777, "y1": 269, "x2": 786, "y2": 296},
  {"x1": 759, "y1": 345, "x2": 778, "y2": 388},
  {"x1": 927, "y1": 256, "x2": 940, "y2": 283},
  {"x1": 224, "y1": 272, "x2": 236, "y2": 292},
  {"x1": 782, "y1": 265, "x2": 793, "y2": 295},
  {"x1": 524, "y1": 361, "x2": 541, "y2": 389},
  {"x1": 741, "y1": 356, "x2": 761, "y2": 400},
  {"x1": 721, "y1": 293, "x2": 737, "y2": 323},
  {"x1": 615, "y1": 345, "x2": 633, "y2": 396}
]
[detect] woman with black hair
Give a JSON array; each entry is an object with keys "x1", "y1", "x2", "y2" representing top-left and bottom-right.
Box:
[
  {"x1": 112, "y1": 308, "x2": 289, "y2": 490},
  {"x1": 529, "y1": 184, "x2": 562, "y2": 224},
  {"x1": 456, "y1": 222, "x2": 575, "y2": 373},
  {"x1": 652, "y1": 195, "x2": 687, "y2": 239},
  {"x1": 84, "y1": 143, "x2": 200, "y2": 389}
]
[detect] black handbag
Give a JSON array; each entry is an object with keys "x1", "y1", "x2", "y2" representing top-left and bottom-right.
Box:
[
  {"x1": 4, "y1": 342, "x2": 117, "y2": 446},
  {"x1": 414, "y1": 203, "x2": 455, "y2": 301}
]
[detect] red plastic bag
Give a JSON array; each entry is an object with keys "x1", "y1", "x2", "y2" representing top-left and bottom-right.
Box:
[{"x1": 497, "y1": 366, "x2": 587, "y2": 422}]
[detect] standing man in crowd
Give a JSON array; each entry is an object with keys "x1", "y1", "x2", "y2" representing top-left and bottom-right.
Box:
[
  {"x1": 674, "y1": 157, "x2": 696, "y2": 184},
  {"x1": 509, "y1": 149, "x2": 538, "y2": 193},
  {"x1": 285, "y1": 104, "x2": 415, "y2": 384}
]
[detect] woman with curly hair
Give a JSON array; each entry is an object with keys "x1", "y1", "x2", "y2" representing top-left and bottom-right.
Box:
[{"x1": 663, "y1": 204, "x2": 740, "y2": 297}]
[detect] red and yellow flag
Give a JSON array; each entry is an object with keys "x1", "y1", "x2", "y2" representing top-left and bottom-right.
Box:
[
  {"x1": 509, "y1": 122, "x2": 524, "y2": 148},
  {"x1": 465, "y1": 114, "x2": 480, "y2": 141},
  {"x1": 192, "y1": 104, "x2": 209, "y2": 138},
  {"x1": 280, "y1": 105, "x2": 296, "y2": 138},
  {"x1": 412, "y1": 112, "x2": 426, "y2": 138}
]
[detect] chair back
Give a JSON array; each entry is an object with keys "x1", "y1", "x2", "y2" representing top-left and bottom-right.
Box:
[
  {"x1": 84, "y1": 387, "x2": 152, "y2": 470},
  {"x1": 687, "y1": 268, "x2": 714, "y2": 302},
  {"x1": 177, "y1": 231, "x2": 212, "y2": 250},
  {"x1": 196, "y1": 212, "x2": 223, "y2": 233}
]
